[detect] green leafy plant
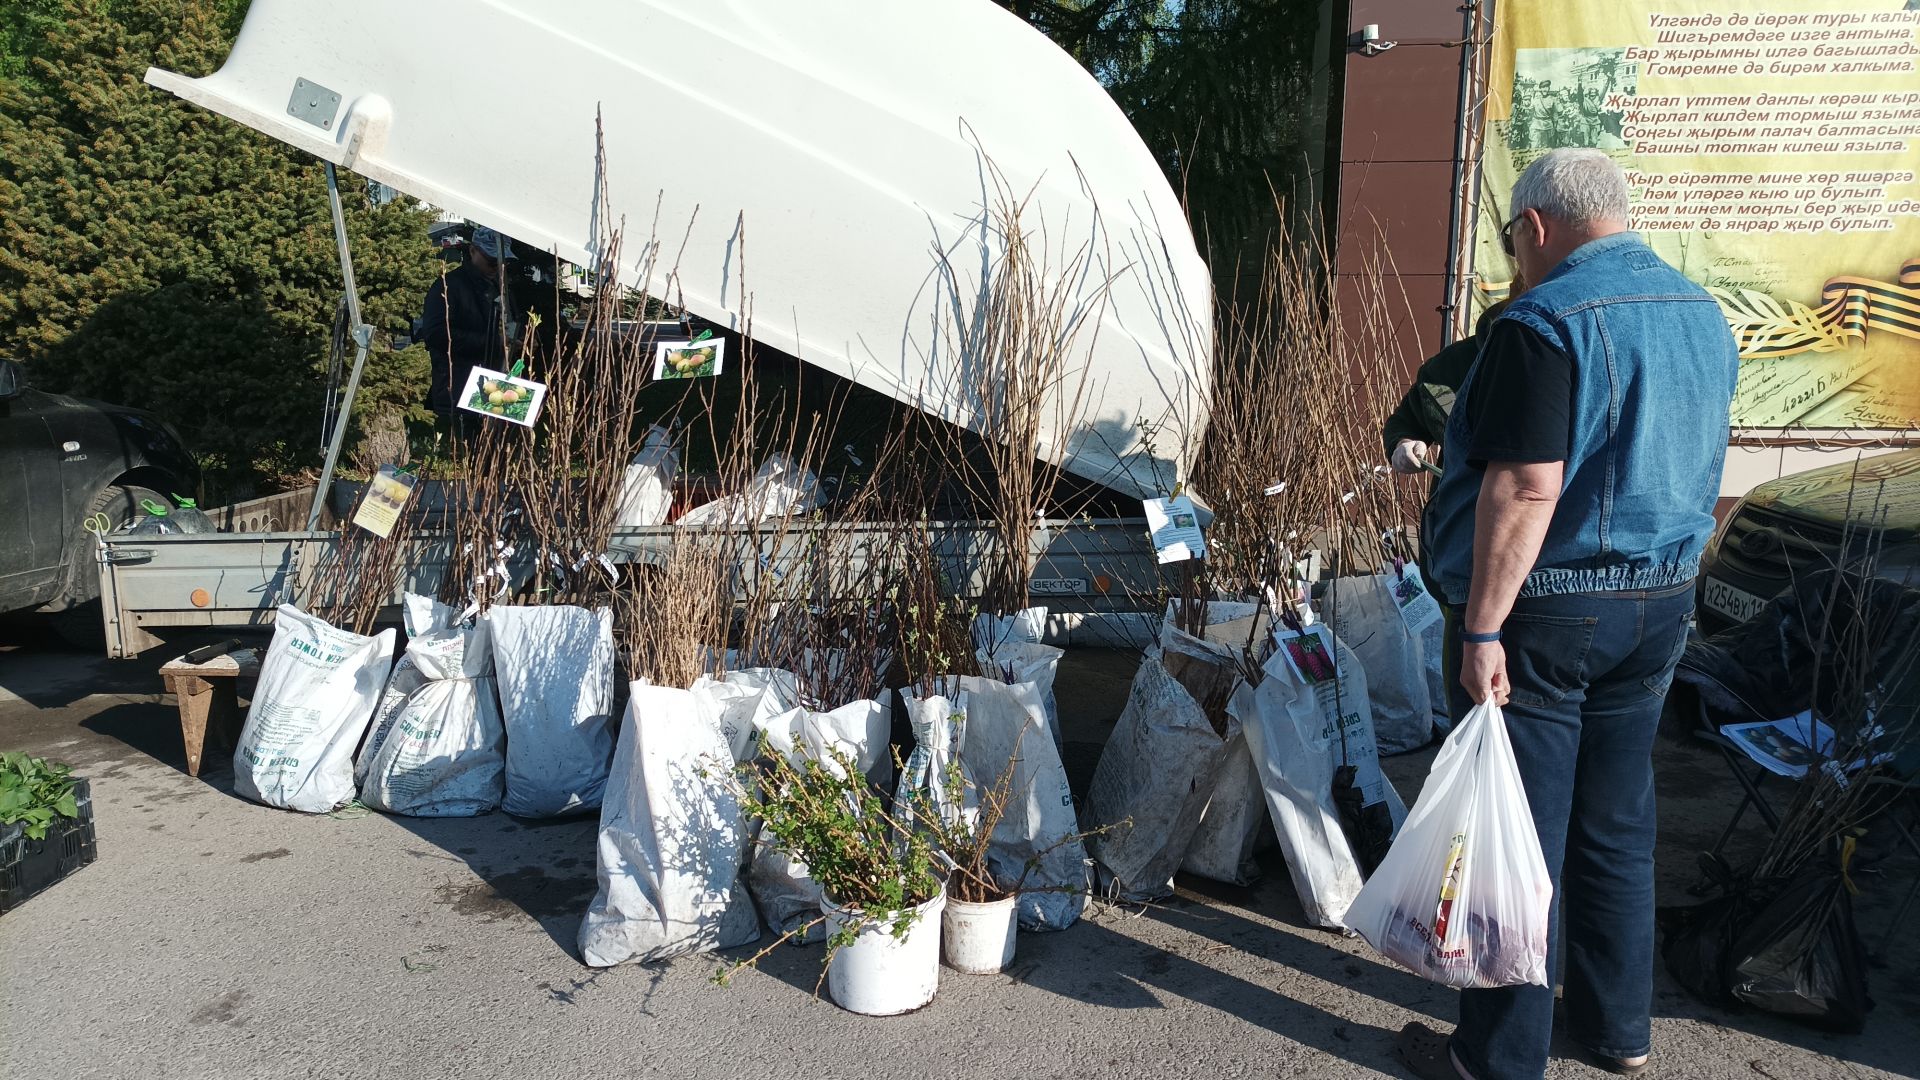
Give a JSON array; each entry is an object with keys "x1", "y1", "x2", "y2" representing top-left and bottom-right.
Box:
[
  {"x1": 900, "y1": 747, "x2": 1020, "y2": 904},
  {"x1": 0, "y1": 752, "x2": 80, "y2": 841},
  {"x1": 716, "y1": 744, "x2": 940, "y2": 987}
]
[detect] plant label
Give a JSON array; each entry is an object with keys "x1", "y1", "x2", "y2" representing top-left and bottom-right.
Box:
[
  {"x1": 1275, "y1": 623, "x2": 1337, "y2": 685},
  {"x1": 457, "y1": 366, "x2": 548, "y2": 427},
  {"x1": 654, "y1": 338, "x2": 725, "y2": 380},
  {"x1": 1143, "y1": 494, "x2": 1205, "y2": 564},
  {"x1": 350, "y1": 464, "x2": 417, "y2": 539},
  {"x1": 1392, "y1": 562, "x2": 1444, "y2": 635}
]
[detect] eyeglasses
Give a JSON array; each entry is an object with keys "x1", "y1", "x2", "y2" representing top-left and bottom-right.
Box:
[{"x1": 1499, "y1": 212, "x2": 1525, "y2": 257}]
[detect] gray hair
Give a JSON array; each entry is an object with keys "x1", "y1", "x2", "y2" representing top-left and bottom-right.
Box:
[{"x1": 1510, "y1": 149, "x2": 1629, "y2": 227}]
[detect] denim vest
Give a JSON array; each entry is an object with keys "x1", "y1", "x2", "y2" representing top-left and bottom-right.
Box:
[{"x1": 1426, "y1": 232, "x2": 1740, "y2": 603}]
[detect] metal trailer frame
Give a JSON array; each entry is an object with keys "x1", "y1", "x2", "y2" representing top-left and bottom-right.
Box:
[{"x1": 95, "y1": 518, "x2": 1163, "y2": 659}]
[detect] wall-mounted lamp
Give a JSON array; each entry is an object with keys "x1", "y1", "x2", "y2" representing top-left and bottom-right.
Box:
[{"x1": 1352, "y1": 23, "x2": 1398, "y2": 56}]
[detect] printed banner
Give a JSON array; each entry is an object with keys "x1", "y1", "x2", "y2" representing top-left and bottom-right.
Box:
[{"x1": 1473, "y1": 0, "x2": 1920, "y2": 428}]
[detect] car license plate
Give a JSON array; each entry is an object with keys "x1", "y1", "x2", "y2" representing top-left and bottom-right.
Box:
[{"x1": 1701, "y1": 577, "x2": 1771, "y2": 624}]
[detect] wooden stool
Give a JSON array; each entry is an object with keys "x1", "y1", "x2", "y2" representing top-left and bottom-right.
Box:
[{"x1": 159, "y1": 649, "x2": 261, "y2": 777}]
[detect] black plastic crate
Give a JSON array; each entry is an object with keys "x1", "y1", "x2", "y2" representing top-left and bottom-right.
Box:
[{"x1": 1, "y1": 778, "x2": 96, "y2": 915}]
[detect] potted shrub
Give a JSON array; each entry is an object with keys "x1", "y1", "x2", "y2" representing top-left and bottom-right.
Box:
[
  {"x1": 1, "y1": 752, "x2": 97, "y2": 914},
  {"x1": 729, "y1": 746, "x2": 944, "y2": 1016},
  {"x1": 903, "y1": 751, "x2": 1022, "y2": 974}
]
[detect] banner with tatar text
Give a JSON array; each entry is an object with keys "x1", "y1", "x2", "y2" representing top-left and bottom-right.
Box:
[{"x1": 1474, "y1": 1, "x2": 1920, "y2": 428}]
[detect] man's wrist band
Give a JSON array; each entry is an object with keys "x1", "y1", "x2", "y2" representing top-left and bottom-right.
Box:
[{"x1": 1461, "y1": 629, "x2": 1502, "y2": 644}]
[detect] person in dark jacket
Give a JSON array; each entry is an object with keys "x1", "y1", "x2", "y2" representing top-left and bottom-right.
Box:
[
  {"x1": 1381, "y1": 275, "x2": 1523, "y2": 476},
  {"x1": 421, "y1": 226, "x2": 513, "y2": 436}
]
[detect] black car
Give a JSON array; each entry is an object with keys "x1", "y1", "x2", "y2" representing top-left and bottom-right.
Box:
[
  {"x1": 0, "y1": 358, "x2": 201, "y2": 642},
  {"x1": 1697, "y1": 448, "x2": 1920, "y2": 633}
]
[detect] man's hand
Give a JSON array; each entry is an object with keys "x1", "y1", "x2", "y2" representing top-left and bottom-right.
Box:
[
  {"x1": 1460, "y1": 639, "x2": 1510, "y2": 705},
  {"x1": 1390, "y1": 439, "x2": 1429, "y2": 475}
]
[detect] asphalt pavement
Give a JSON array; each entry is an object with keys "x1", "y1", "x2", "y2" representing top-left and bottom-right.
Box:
[{"x1": 1, "y1": 633, "x2": 1915, "y2": 1080}]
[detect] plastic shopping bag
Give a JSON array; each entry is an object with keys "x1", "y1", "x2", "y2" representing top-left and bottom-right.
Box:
[{"x1": 1343, "y1": 700, "x2": 1552, "y2": 988}]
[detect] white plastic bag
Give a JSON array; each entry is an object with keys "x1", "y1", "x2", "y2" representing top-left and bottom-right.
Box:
[
  {"x1": 489, "y1": 605, "x2": 616, "y2": 818},
  {"x1": 895, "y1": 686, "x2": 971, "y2": 829},
  {"x1": 1326, "y1": 574, "x2": 1432, "y2": 755},
  {"x1": 975, "y1": 639, "x2": 1062, "y2": 748},
  {"x1": 613, "y1": 425, "x2": 677, "y2": 528},
  {"x1": 578, "y1": 682, "x2": 761, "y2": 967},
  {"x1": 1344, "y1": 701, "x2": 1552, "y2": 988},
  {"x1": 234, "y1": 604, "x2": 394, "y2": 813},
  {"x1": 957, "y1": 675, "x2": 1087, "y2": 930},
  {"x1": 356, "y1": 615, "x2": 506, "y2": 817},
  {"x1": 1085, "y1": 603, "x2": 1253, "y2": 901},
  {"x1": 973, "y1": 607, "x2": 1048, "y2": 652},
  {"x1": 1231, "y1": 629, "x2": 1408, "y2": 930},
  {"x1": 1179, "y1": 732, "x2": 1267, "y2": 886},
  {"x1": 676, "y1": 453, "x2": 818, "y2": 526}
]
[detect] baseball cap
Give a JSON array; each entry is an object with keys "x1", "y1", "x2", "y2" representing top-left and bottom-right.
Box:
[{"x1": 469, "y1": 226, "x2": 512, "y2": 261}]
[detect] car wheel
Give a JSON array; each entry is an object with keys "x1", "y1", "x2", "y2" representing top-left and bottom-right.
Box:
[{"x1": 50, "y1": 483, "x2": 168, "y2": 650}]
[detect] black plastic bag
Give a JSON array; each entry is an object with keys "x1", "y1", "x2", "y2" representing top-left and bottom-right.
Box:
[
  {"x1": 1728, "y1": 862, "x2": 1873, "y2": 1033},
  {"x1": 1659, "y1": 878, "x2": 1756, "y2": 1008}
]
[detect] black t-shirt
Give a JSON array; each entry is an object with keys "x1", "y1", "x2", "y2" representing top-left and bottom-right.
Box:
[{"x1": 1461, "y1": 320, "x2": 1574, "y2": 467}]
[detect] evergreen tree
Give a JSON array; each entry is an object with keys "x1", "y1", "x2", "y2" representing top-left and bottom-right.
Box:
[{"x1": 0, "y1": 0, "x2": 439, "y2": 500}]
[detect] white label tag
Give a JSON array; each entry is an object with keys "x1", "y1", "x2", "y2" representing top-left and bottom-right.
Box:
[
  {"x1": 1143, "y1": 494, "x2": 1206, "y2": 564},
  {"x1": 1392, "y1": 562, "x2": 1445, "y2": 635}
]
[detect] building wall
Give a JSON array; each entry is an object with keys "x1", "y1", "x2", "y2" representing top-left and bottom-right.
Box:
[{"x1": 1333, "y1": 0, "x2": 1473, "y2": 370}]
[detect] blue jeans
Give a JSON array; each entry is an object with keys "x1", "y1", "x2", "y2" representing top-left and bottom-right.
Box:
[{"x1": 1443, "y1": 582, "x2": 1695, "y2": 1080}]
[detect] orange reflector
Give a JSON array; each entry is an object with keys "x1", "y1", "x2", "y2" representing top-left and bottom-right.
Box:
[{"x1": 190, "y1": 588, "x2": 211, "y2": 608}]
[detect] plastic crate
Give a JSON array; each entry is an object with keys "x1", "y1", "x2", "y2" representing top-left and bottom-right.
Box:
[{"x1": 0, "y1": 778, "x2": 97, "y2": 915}]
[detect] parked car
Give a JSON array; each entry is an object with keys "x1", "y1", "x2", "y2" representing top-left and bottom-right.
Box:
[
  {"x1": 1696, "y1": 448, "x2": 1920, "y2": 633},
  {"x1": 0, "y1": 358, "x2": 201, "y2": 643}
]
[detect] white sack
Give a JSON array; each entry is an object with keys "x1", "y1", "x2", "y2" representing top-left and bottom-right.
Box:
[
  {"x1": 676, "y1": 453, "x2": 818, "y2": 526},
  {"x1": 1326, "y1": 574, "x2": 1433, "y2": 756},
  {"x1": 1422, "y1": 616, "x2": 1451, "y2": 734},
  {"x1": 740, "y1": 675, "x2": 891, "y2": 941},
  {"x1": 958, "y1": 675, "x2": 1086, "y2": 931},
  {"x1": 354, "y1": 593, "x2": 452, "y2": 789},
  {"x1": 613, "y1": 425, "x2": 677, "y2": 528},
  {"x1": 489, "y1": 605, "x2": 616, "y2": 818},
  {"x1": 234, "y1": 604, "x2": 394, "y2": 813},
  {"x1": 973, "y1": 606, "x2": 1048, "y2": 651},
  {"x1": 975, "y1": 640, "x2": 1063, "y2": 749},
  {"x1": 579, "y1": 682, "x2": 760, "y2": 966},
  {"x1": 1085, "y1": 603, "x2": 1254, "y2": 901},
  {"x1": 895, "y1": 688, "x2": 971, "y2": 829},
  {"x1": 1179, "y1": 732, "x2": 1266, "y2": 886},
  {"x1": 356, "y1": 616, "x2": 506, "y2": 816},
  {"x1": 1231, "y1": 634, "x2": 1408, "y2": 930},
  {"x1": 1344, "y1": 701, "x2": 1552, "y2": 988}
]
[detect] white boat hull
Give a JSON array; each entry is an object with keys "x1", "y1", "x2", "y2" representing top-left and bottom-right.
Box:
[{"x1": 146, "y1": 0, "x2": 1211, "y2": 497}]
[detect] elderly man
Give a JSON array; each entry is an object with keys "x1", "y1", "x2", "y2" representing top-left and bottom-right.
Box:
[{"x1": 1397, "y1": 149, "x2": 1739, "y2": 1080}]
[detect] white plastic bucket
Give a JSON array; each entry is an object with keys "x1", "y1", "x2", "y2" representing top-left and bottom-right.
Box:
[
  {"x1": 820, "y1": 888, "x2": 946, "y2": 1015},
  {"x1": 941, "y1": 894, "x2": 1018, "y2": 974}
]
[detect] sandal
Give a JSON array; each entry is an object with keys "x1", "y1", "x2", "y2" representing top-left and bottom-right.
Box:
[{"x1": 1396, "y1": 1022, "x2": 1469, "y2": 1080}]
